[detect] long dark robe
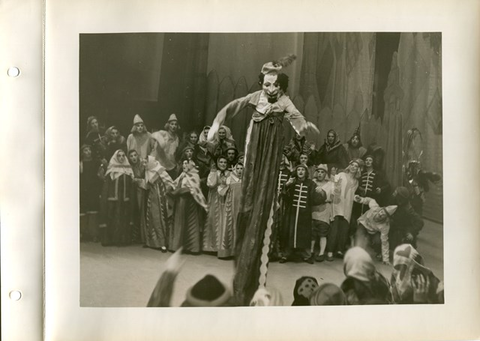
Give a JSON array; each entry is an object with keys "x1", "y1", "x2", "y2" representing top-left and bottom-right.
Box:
[
  {"x1": 101, "y1": 174, "x2": 133, "y2": 246},
  {"x1": 80, "y1": 159, "x2": 101, "y2": 214},
  {"x1": 80, "y1": 159, "x2": 102, "y2": 241},
  {"x1": 212, "y1": 90, "x2": 310, "y2": 305},
  {"x1": 234, "y1": 112, "x2": 285, "y2": 304},
  {"x1": 270, "y1": 168, "x2": 291, "y2": 257},
  {"x1": 283, "y1": 178, "x2": 323, "y2": 250}
]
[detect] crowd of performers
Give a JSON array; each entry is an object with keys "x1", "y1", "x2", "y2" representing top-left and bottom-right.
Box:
[
  {"x1": 80, "y1": 114, "x2": 435, "y2": 263},
  {"x1": 80, "y1": 54, "x2": 441, "y2": 305},
  {"x1": 147, "y1": 244, "x2": 444, "y2": 306}
]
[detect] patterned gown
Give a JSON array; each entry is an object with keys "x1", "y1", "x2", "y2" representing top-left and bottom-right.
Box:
[
  {"x1": 169, "y1": 170, "x2": 208, "y2": 253},
  {"x1": 202, "y1": 170, "x2": 229, "y2": 254}
]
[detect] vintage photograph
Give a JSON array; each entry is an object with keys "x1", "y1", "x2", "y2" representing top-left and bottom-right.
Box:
[{"x1": 79, "y1": 32, "x2": 443, "y2": 307}]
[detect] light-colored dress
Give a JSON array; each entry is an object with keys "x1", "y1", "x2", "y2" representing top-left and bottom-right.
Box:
[
  {"x1": 220, "y1": 172, "x2": 242, "y2": 258},
  {"x1": 202, "y1": 170, "x2": 229, "y2": 254},
  {"x1": 332, "y1": 172, "x2": 358, "y2": 223},
  {"x1": 144, "y1": 157, "x2": 174, "y2": 248}
]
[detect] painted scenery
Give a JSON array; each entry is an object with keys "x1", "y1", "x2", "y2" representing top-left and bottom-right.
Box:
[{"x1": 79, "y1": 32, "x2": 443, "y2": 307}]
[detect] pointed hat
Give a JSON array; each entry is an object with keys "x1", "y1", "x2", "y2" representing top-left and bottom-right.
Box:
[
  {"x1": 133, "y1": 114, "x2": 144, "y2": 125},
  {"x1": 167, "y1": 113, "x2": 178, "y2": 122},
  {"x1": 384, "y1": 205, "x2": 398, "y2": 217}
]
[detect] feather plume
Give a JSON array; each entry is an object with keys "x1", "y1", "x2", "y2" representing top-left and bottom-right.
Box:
[{"x1": 275, "y1": 54, "x2": 297, "y2": 68}]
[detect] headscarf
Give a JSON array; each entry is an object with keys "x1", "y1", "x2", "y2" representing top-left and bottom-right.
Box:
[
  {"x1": 80, "y1": 144, "x2": 92, "y2": 159},
  {"x1": 344, "y1": 159, "x2": 363, "y2": 180},
  {"x1": 80, "y1": 144, "x2": 93, "y2": 174},
  {"x1": 309, "y1": 283, "x2": 347, "y2": 305},
  {"x1": 231, "y1": 163, "x2": 243, "y2": 179},
  {"x1": 325, "y1": 129, "x2": 341, "y2": 148},
  {"x1": 105, "y1": 150, "x2": 134, "y2": 180},
  {"x1": 85, "y1": 116, "x2": 102, "y2": 142},
  {"x1": 214, "y1": 125, "x2": 235, "y2": 144},
  {"x1": 342, "y1": 247, "x2": 392, "y2": 304},
  {"x1": 175, "y1": 161, "x2": 208, "y2": 211},
  {"x1": 145, "y1": 155, "x2": 174, "y2": 190},
  {"x1": 86, "y1": 116, "x2": 101, "y2": 134},
  {"x1": 250, "y1": 287, "x2": 284, "y2": 306},
  {"x1": 391, "y1": 244, "x2": 440, "y2": 303},
  {"x1": 104, "y1": 125, "x2": 125, "y2": 145},
  {"x1": 292, "y1": 276, "x2": 319, "y2": 306},
  {"x1": 198, "y1": 126, "x2": 211, "y2": 145},
  {"x1": 104, "y1": 126, "x2": 115, "y2": 141},
  {"x1": 343, "y1": 246, "x2": 377, "y2": 282}
]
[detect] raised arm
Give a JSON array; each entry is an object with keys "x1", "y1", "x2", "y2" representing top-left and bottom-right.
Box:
[
  {"x1": 354, "y1": 195, "x2": 380, "y2": 209},
  {"x1": 207, "y1": 93, "x2": 255, "y2": 141},
  {"x1": 283, "y1": 99, "x2": 319, "y2": 136},
  {"x1": 207, "y1": 170, "x2": 218, "y2": 188},
  {"x1": 380, "y1": 227, "x2": 391, "y2": 265}
]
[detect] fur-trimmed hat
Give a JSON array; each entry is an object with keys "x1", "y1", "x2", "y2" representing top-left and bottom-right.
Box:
[
  {"x1": 350, "y1": 158, "x2": 364, "y2": 169},
  {"x1": 181, "y1": 145, "x2": 195, "y2": 155},
  {"x1": 316, "y1": 164, "x2": 328, "y2": 172},
  {"x1": 181, "y1": 275, "x2": 231, "y2": 307},
  {"x1": 295, "y1": 163, "x2": 309, "y2": 178},
  {"x1": 225, "y1": 146, "x2": 238, "y2": 153}
]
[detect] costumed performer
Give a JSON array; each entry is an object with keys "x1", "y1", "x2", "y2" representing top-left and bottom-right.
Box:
[
  {"x1": 100, "y1": 149, "x2": 134, "y2": 246},
  {"x1": 126, "y1": 114, "x2": 153, "y2": 159},
  {"x1": 169, "y1": 159, "x2": 208, "y2": 254},
  {"x1": 207, "y1": 54, "x2": 319, "y2": 305},
  {"x1": 144, "y1": 155, "x2": 175, "y2": 252}
]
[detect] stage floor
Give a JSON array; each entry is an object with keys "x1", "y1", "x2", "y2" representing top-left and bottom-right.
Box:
[{"x1": 80, "y1": 219, "x2": 444, "y2": 307}]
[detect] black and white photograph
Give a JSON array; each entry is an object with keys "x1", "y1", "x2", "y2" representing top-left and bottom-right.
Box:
[
  {"x1": 79, "y1": 32, "x2": 444, "y2": 308},
  {"x1": 25, "y1": 1, "x2": 478, "y2": 340}
]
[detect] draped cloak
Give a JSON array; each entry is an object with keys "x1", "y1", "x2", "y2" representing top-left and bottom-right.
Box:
[{"x1": 210, "y1": 90, "x2": 311, "y2": 305}]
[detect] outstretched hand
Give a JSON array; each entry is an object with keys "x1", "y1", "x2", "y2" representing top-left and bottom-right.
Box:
[{"x1": 412, "y1": 273, "x2": 430, "y2": 303}]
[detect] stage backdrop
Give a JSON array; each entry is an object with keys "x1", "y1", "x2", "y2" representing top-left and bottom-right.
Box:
[{"x1": 79, "y1": 32, "x2": 442, "y2": 222}]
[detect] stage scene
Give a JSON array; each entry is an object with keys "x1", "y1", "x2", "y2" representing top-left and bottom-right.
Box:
[{"x1": 79, "y1": 32, "x2": 443, "y2": 306}]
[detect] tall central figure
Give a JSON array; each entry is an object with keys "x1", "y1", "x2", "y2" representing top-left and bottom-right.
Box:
[{"x1": 208, "y1": 55, "x2": 319, "y2": 305}]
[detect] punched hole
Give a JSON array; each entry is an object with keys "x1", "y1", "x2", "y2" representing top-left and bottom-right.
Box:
[{"x1": 7, "y1": 67, "x2": 20, "y2": 78}]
